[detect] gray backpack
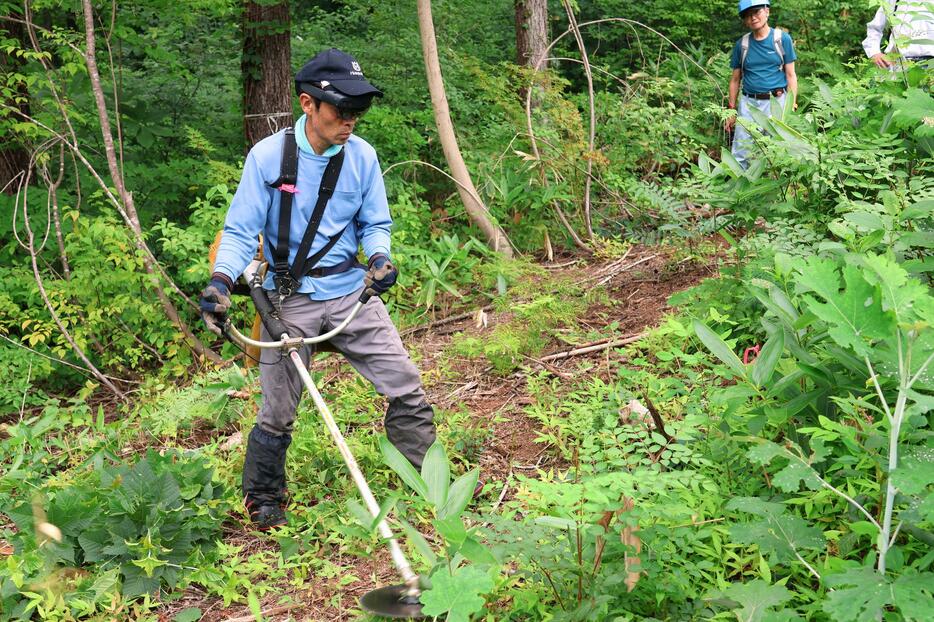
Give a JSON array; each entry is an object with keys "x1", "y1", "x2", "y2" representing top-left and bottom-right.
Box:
[{"x1": 740, "y1": 27, "x2": 786, "y2": 71}]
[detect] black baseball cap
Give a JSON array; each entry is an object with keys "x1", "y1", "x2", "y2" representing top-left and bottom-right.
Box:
[{"x1": 295, "y1": 48, "x2": 383, "y2": 98}]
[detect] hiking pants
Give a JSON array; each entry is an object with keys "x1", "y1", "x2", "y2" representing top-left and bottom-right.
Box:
[
  {"x1": 255, "y1": 287, "x2": 436, "y2": 469},
  {"x1": 732, "y1": 92, "x2": 786, "y2": 170}
]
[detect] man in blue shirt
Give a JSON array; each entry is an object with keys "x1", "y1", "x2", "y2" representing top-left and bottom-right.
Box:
[
  {"x1": 199, "y1": 49, "x2": 437, "y2": 529},
  {"x1": 724, "y1": 0, "x2": 798, "y2": 169}
]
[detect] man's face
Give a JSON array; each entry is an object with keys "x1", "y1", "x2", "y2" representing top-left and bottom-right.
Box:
[
  {"x1": 301, "y1": 93, "x2": 359, "y2": 149},
  {"x1": 741, "y1": 6, "x2": 769, "y2": 28}
]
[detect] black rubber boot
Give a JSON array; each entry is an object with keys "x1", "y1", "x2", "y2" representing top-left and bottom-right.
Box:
[{"x1": 242, "y1": 425, "x2": 291, "y2": 530}]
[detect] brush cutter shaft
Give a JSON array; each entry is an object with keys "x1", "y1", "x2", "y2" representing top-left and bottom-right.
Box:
[{"x1": 289, "y1": 350, "x2": 420, "y2": 591}]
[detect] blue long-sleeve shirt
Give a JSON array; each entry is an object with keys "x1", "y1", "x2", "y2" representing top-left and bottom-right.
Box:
[{"x1": 212, "y1": 116, "x2": 391, "y2": 300}]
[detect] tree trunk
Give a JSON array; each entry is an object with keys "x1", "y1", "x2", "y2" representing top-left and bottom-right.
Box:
[
  {"x1": 514, "y1": 0, "x2": 548, "y2": 68},
  {"x1": 0, "y1": 11, "x2": 32, "y2": 194},
  {"x1": 416, "y1": 0, "x2": 513, "y2": 257},
  {"x1": 242, "y1": 1, "x2": 292, "y2": 150}
]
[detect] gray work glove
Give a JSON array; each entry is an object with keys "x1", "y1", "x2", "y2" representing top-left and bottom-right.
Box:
[
  {"x1": 199, "y1": 276, "x2": 232, "y2": 335},
  {"x1": 363, "y1": 253, "x2": 398, "y2": 298}
]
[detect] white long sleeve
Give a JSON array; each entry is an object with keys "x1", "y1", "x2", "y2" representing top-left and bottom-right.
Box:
[
  {"x1": 863, "y1": 6, "x2": 888, "y2": 57},
  {"x1": 863, "y1": 1, "x2": 934, "y2": 59}
]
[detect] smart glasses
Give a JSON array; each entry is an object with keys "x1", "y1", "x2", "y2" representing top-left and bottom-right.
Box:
[{"x1": 300, "y1": 84, "x2": 371, "y2": 121}]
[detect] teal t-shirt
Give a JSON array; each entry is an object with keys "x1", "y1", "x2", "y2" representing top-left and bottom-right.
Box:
[{"x1": 730, "y1": 28, "x2": 796, "y2": 94}]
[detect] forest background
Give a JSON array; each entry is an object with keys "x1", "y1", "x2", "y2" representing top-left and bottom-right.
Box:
[{"x1": 1, "y1": 0, "x2": 933, "y2": 621}]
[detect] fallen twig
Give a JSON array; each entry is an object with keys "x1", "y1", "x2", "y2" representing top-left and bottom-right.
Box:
[
  {"x1": 401, "y1": 306, "x2": 493, "y2": 336},
  {"x1": 540, "y1": 333, "x2": 646, "y2": 362},
  {"x1": 640, "y1": 392, "x2": 673, "y2": 443},
  {"x1": 593, "y1": 254, "x2": 658, "y2": 287}
]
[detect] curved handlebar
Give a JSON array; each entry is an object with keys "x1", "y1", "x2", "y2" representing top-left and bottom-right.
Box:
[{"x1": 223, "y1": 300, "x2": 366, "y2": 350}]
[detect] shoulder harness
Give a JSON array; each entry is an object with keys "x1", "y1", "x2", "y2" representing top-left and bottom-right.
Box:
[{"x1": 268, "y1": 128, "x2": 360, "y2": 298}]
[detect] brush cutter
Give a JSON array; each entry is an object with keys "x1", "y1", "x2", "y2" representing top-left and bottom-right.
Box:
[{"x1": 221, "y1": 259, "x2": 426, "y2": 619}]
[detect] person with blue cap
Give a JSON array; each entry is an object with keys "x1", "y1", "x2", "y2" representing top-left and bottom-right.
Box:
[
  {"x1": 199, "y1": 48, "x2": 437, "y2": 529},
  {"x1": 724, "y1": 0, "x2": 798, "y2": 169}
]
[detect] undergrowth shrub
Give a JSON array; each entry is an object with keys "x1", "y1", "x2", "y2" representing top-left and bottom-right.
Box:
[{"x1": 2, "y1": 450, "x2": 229, "y2": 619}]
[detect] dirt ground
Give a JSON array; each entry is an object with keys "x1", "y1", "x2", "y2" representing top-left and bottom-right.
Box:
[{"x1": 159, "y1": 245, "x2": 721, "y2": 622}]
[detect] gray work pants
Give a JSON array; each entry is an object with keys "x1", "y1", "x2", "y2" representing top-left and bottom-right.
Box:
[{"x1": 256, "y1": 287, "x2": 436, "y2": 469}]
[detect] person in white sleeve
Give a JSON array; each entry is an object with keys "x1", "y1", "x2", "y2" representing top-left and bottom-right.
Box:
[{"x1": 863, "y1": 0, "x2": 934, "y2": 68}]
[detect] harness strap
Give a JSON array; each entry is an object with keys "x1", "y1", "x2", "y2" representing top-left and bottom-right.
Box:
[
  {"x1": 289, "y1": 148, "x2": 345, "y2": 284},
  {"x1": 271, "y1": 128, "x2": 298, "y2": 279},
  {"x1": 268, "y1": 126, "x2": 352, "y2": 297}
]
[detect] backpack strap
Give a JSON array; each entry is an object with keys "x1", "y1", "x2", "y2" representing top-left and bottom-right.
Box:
[
  {"x1": 740, "y1": 32, "x2": 751, "y2": 69},
  {"x1": 773, "y1": 27, "x2": 785, "y2": 70}
]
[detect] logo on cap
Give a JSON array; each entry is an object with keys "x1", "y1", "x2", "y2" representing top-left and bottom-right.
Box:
[{"x1": 351, "y1": 61, "x2": 362, "y2": 72}]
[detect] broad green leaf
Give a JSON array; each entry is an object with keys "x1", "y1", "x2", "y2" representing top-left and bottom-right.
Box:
[
  {"x1": 398, "y1": 517, "x2": 437, "y2": 565},
  {"x1": 859, "y1": 253, "x2": 928, "y2": 322},
  {"x1": 379, "y1": 436, "x2": 429, "y2": 501},
  {"x1": 346, "y1": 499, "x2": 373, "y2": 529},
  {"x1": 726, "y1": 496, "x2": 787, "y2": 517},
  {"x1": 460, "y1": 536, "x2": 497, "y2": 565},
  {"x1": 824, "y1": 567, "x2": 934, "y2": 622},
  {"x1": 796, "y1": 259, "x2": 892, "y2": 356},
  {"x1": 902, "y1": 199, "x2": 934, "y2": 220},
  {"x1": 728, "y1": 498, "x2": 825, "y2": 563},
  {"x1": 439, "y1": 468, "x2": 479, "y2": 521},
  {"x1": 173, "y1": 608, "x2": 202, "y2": 622},
  {"x1": 719, "y1": 580, "x2": 793, "y2": 622},
  {"x1": 421, "y1": 442, "x2": 450, "y2": 510},
  {"x1": 434, "y1": 515, "x2": 468, "y2": 548},
  {"x1": 894, "y1": 573, "x2": 934, "y2": 620},
  {"x1": 420, "y1": 565, "x2": 494, "y2": 622},
  {"x1": 752, "y1": 331, "x2": 784, "y2": 388},
  {"x1": 772, "y1": 461, "x2": 821, "y2": 493},
  {"x1": 693, "y1": 320, "x2": 746, "y2": 378},
  {"x1": 891, "y1": 447, "x2": 934, "y2": 495},
  {"x1": 746, "y1": 442, "x2": 787, "y2": 466}
]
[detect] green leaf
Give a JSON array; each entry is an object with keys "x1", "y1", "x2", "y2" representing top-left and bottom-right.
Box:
[
  {"x1": 460, "y1": 535, "x2": 497, "y2": 565},
  {"x1": 434, "y1": 515, "x2": 468, "y2": 548},
  {"x1": 379, "y1": 436, "x2": 429, "y2": 501},
  {"x1": 752, "y1": 331, "x2": 784, "y2": 388},
  {"x1": 174, "y1": 608, "x2": 203, "y2": 622},
  {"x1": 693, "y1": 320, "x2": 746, "y2": 378},
  {"x1": 772, "y1": 461, "x2": 822, "y2": 492},
  {"x1": 247, "y1": 590, "x2": 262, "y2": 622},
  {"x1": 420, "y1": 565, "x2": 494, "y2": 622},
  {"x1": 728, "y1": 498, "x2": 825, "y2": 563},
  {"x1": 746, "y1": 442, "x2": 787, "y2": 466},
  {"x1": 824, "y1": 567, "x2": 934, "y2": 622},
  {"x1": 398, "y1": 517, "x2": 437, "y2": 565},
  {"x1": 902, "y1": 199, "x2": 934, "y2": 220},
  {"x1": 346, "y1": 499, "x2": 374, "y2": 530},
  {"x1": 439, "y1": 469, "x2": 479, "y2": 521},
  {"x1": 859, "y1": 253, "x2": 928, "y2": 323},
  {"x1": 796, "y1": 258, "x2": 892, "y2": 356},
  {"x1": 891, "y1": 447, "x2": 934, "y2": 495},
  {"x1": 719, "y1": 580, "x2": 793, "y2": 622},
  {"x1": 421, "y1": 442, "x2": 450, "y2": 510}
]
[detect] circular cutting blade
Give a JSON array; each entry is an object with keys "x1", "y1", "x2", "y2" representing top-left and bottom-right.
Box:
[{"x1": 359, "y1": 584, "x2": 426, "y2": 619}]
